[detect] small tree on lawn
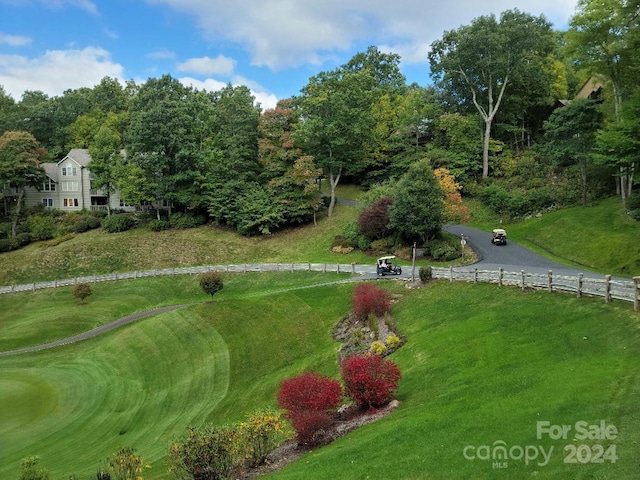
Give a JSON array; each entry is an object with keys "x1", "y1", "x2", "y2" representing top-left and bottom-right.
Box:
[
  {"x1": 71, "y1": 283, "x2": 92, "y2": 304},
  {"x1": 277, "y1": 371, "x2": 343, "y2": 445},
  {"x1": 341, "y1": 353, "x2": 401, "y2": 410},
  {"x1": 199, "y1": 271, "x2": 224, "y2": 301},
  {"x1": 352, "y1": 283, "x2": 391, "y2": 321}
]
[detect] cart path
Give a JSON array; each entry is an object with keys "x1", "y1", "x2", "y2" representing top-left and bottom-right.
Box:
[{"x1": 0, "y1": 304, "x2": 192, "y2": 358}]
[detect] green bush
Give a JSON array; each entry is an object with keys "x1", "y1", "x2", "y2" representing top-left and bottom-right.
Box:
[
  {"x1": 101, "y1": 214, "x2": 136, "y2": 233},
  {"x1": 432, "y1": 243, "x2": 459, "y2": 261},
  {"x1": 148, "y1": 219, "x2": 170, "y2": 232},
  {"x1": 169, "y1": 212, "x2": 204, "y2": 229},
  {"x1": 0, "y1": 222, "x2": 11, "y2": 239},
  {"x1": 626, "y1": 192, "x2": 640, "y2": 211},
  {"x1": 84, "y1": 216, "x2": 101, "y2": 229},
  {"x1": 419, "y1": 266, "x2": 433, "y2": 283},
  {"x1": 15, "y1": 232, "x2": 31, "y2": 247},
  {"x1": 27, "y1": 215, "x2": 55, "y2": 241},
  {"x1": 0, "y1": 238, "x2": 12, "y2": 252}
]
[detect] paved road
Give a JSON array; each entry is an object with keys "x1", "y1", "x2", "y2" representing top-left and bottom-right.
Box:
[{"x1": 443, "y1": 224, "x2": 604, "y2": 279}]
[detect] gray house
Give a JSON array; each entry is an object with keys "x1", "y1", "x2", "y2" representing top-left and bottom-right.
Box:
[{"x1": 19, "y1": 149, "x2": 136, "y2": 213}]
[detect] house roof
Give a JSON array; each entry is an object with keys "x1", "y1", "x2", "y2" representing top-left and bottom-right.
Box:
[
  {"x1": 42, "y1": 163, "x2": 58, "y2": 181},
  {"x1": 58, "y1": 148, "x2": 91, "y2": 167}
]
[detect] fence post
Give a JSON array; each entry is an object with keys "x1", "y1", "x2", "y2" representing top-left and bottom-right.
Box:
[
  {"x1": 449, "y1": 265, "x2": 454, "y2": 282},
  {"x1": 634, "y1": 277, "x2": 640, "y2": 312},
  {"x1": 605, "y1": 275, "x2": 612, "y2": 303},
  {"x1": 337, "y1": 264, "x2": 340, "y2": 273},
  {"x1": 577, "y1": 273, "x2": 583, "y2": 298},
  {"x1": 498, "y1": 268, "x2": 504, "y2": 287},
  {"x1": 547, "y1": 270, "x2": 553, "y2": 293},
  {"x1": 474, "y1": 268, "x2": 478, "y2": 283},
  {"x1": 521, "y1": 270, "x2": 526, "y2": 290},
  {"x1": 351, "y1": 263, "x2": 355, "y2": 274}
]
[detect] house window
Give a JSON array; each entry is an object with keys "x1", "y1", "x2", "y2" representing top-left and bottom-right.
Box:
[
  {"x1": 42, "y1": 198, "x2": 54, "y2": 207},
  {"x1": 62, "y1": 164, "x2": 77, "y2": 176},
  {"x1": 62, "y1": 181, "x2": 79, "y2": 192},
  {"x1": 43, "y1": 179, "x2": 56, "y2": 191},
  {"x1": 63, "y1": 198, "x2": 79, "y2": 207}
]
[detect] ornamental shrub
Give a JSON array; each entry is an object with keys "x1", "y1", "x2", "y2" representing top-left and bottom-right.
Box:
[
  {"x1": 238, "y1": 409, "x2": 290, "y2": 467},
  {"x1": 167, "y1": 424, "x2": 239, "y2": 480},
  {"x1": 277, "y1": 371, "x2": 342, "y2": 416},
  {"x1": 385, "y1": 334, "x2": 402, "y2": 349},
  {"x1": 419, "y1": 266, "x2": 432, "y2": 283},
  {"x1": 101, "y1": 214, "x2": 136, "y2": 233},
  {"x1": 352, "y1": 283, "x2": 391, "y2": 321},
  {"x1": 104, "y1": 447, "x2": 145, "y2": 480},
  {"x1": 289, "y1": 410, "x2": 334, "y2": 446},
  {"x1": 148, "y1": 219, "x2": 170, "y2": 232},
  {"x1": 341, "y1": 353, "x2": 401, "y2": 410},
  {"x1": 369, "y1": 340, "x2": 387, "y2": 355}
]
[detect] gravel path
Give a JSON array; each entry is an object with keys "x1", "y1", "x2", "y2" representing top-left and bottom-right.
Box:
[{"x1": 0, "y1": 304, "x2": 191, "y2": 358}]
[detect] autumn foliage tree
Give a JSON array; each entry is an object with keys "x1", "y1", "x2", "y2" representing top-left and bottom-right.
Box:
[
  {"x1": 277, "y1": 371, "x2": 342, "y2": 445},
  {"x1": 434, "y1": 167, "x2": 470, "y2": 224},
  {"x1": 357, "y1": 196, "x2": 393, "y2": 240},
  {"x1": 341, "y1": 353, "x2": 402, "y2": 410},
  {"x1": 352, "y1": 283, "x2": 391, "y2": 321}
]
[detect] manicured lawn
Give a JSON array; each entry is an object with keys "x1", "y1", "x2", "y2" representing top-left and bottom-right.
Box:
[
  {"x1": 1, "y1": 276, "x2": 638, "y2": 479},
  {"x1": 267, "y1": 282, "x2": 640, "y2": 479}
]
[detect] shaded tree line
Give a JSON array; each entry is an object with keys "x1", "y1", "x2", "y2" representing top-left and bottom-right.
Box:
[{"x1": 2, "y1": 2, "x2": 640, "y2": 243}]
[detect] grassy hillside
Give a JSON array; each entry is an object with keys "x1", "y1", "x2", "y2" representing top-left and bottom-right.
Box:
[{"x1": 1, "y1": 275, "x2": 638, "y2": 479}]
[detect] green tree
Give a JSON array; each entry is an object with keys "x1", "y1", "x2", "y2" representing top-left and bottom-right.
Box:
[
  {"x1": 566, "y1": 0, "x2": 640, "y2": 198},
  {"x1": 389, "y1": 158, "x2": 444, "y2": 245},
  {"x1": 199, "y1": 271, "x2": 224, "y2": 300},
  {"x1": 0, "y1": 86, "x2": 19, "y2": 135},
  {"x1": 295, "y1": 68, "x2": 376, "y2": 216},
  {"x1": 0, "y1": 131, "x2": 47, "y2": 237},
  {"x1": 88, "y1": 112, "x2": 127, "y2": 216},
  {"x1": 71, "y1": 282, "x2": 92, "y2": 304},
  {"x1": 542, "y1": 99, "x2": 603, "y2": 205},
  {"x1": 429, "y1": 9, "x2": 555, "y2": 179},
  {"x1": 125, "y1": 75, "x2": 210, "y2": 218},
  {"x1": 595, "y1": 87, "x2": 640, "y2": 200}
]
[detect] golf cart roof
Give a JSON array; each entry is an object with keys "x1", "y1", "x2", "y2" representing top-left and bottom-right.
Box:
[
  {"x1": 377, "y1": 255, "x2": 396, "y2": 261},
  {"x1": 492, "y1": 228, "x2": 507, "y2": 235}
]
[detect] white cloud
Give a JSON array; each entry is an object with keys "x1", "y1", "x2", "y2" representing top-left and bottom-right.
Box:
[
  {"x1": 0, "y1": 33, "x2": 32, "y2": 47},
  {"x1": 147, "y1": 49, "x2": 176, "y2": 60},
  {"x1": 178, "y1": 75, "x2": 278, "y2": 110},
  {"x1": 148, "y1": 0, "x2": 578, "y2": 70},
  {"x1": 0, "y1": 47, "x2": 123, "y2": 99},
  {"x1": 177, "y1": 54, "x2": 236, "y2": 76}
]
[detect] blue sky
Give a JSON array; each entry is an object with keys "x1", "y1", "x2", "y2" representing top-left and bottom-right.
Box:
[{"x1": 0, "y1": 0, "x2": 578, "y2": 110}]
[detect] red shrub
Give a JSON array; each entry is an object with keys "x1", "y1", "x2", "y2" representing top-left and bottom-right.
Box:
[
  {"x1": 277, "y1": 371, "x2": 343, "y2": 416},
  {"x1": 289, "y1": 410, "x2": 334, "y2": 446},
  {"x1": 352, "y1": 283, "x2": 391, "y2": 321},
  {"x1": 341, "y1": 354, "x2": 401, "y2": 409},
  {"x1": 358, "y1": 196, "x2": 393, "y2": 240}
]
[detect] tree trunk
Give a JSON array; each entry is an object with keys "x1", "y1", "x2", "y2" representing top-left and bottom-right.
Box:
[
  {"x1": 11, "y1": 188, "x2": 24, "y2": 238},
  {"x1": 327, "y1": 167, "x2": 342, "y2": 217},
  {"x1": 482, "y1": 119, "x2": 491, "y2": 179}
]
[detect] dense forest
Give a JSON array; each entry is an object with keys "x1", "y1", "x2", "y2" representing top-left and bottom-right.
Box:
[{"x1": 1, "y1": 3, "x2": 639, "y2": 247}]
